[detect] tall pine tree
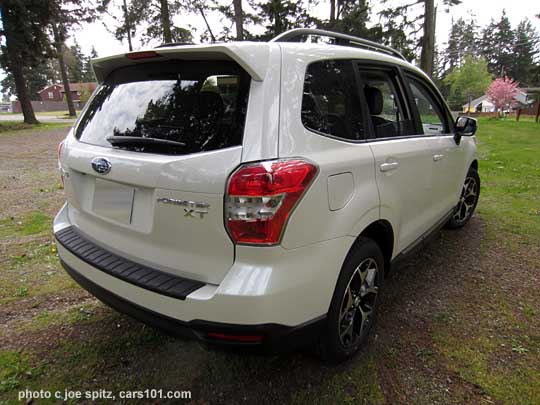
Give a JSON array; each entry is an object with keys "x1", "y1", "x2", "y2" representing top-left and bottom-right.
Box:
[
  {"x1": 512, "y1": 19, "x2": 540, "y2": 85},
  {"x1": 481, "y1": 10, "x2": 515, "y2": 77}
]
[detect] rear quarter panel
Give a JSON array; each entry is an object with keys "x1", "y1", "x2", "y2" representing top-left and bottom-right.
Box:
[{"x1": 277, "y1": 46, "x2": 380, "y2": 250}]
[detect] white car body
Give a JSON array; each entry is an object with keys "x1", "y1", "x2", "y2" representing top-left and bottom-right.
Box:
[{"x1": 54, "y1": 31, "x2": 477, "y2": 352}]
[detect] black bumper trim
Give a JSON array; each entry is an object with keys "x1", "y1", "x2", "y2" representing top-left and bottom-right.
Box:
[
  {"x1": 61, "y1": 260, "x2": 326, "y2": 352},
  {"x1": 55, "y1": 226, "x2": 205, "y2": 300}
]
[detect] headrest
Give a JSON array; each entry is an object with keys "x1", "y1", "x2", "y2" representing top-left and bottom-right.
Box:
[{"x1": 364, "y1": 86, "x2": 383, "y2": 115}]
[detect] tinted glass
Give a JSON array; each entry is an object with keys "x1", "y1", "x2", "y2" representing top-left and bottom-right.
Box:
[
  {"x1": 76, "y1": 61, "x2": 250, "y2": 155},
  {"x1": 408, "y1": 77, "x2": 448, "y2": 135},
  {"x1": 359, "y1": 69, "x2": 415, "y2": 138},
  {"x1": 302, "y1": 60, "x2": 365, "y2": 141}
]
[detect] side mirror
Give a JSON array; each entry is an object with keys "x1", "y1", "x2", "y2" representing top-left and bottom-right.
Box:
[{"x1": 454, "y1": 116, "x2": 477, "y2": 144}]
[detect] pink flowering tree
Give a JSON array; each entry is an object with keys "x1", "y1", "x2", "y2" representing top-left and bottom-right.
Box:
[{"x1": 486, "y1": 77, "x2": 519, "y2": 116}]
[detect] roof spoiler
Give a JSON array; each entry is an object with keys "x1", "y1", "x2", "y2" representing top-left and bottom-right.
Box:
[{"x1": 91, "y1": 43, "x2": 270, "y2": 82}]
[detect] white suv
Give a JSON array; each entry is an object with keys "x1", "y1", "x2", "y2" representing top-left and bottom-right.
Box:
[{"x1": 54, "y1": 29, "x2": 480, "y2": 362}]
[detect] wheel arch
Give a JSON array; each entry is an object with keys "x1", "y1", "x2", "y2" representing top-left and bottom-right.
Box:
[
  {"x1": 470, "y1": 159, "x2": 478, "y2": 171},
  {"x1": 346, "y1": 220, "x2": 394, "y2": 276}
]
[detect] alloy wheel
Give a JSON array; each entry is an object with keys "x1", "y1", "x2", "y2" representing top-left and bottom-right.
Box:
[
  {"x1": 453, "y1": 176, "x2": 478, "y2": 225},
  {"x1": 338, "y1": 258, "x2": 379, "y2": 347}
]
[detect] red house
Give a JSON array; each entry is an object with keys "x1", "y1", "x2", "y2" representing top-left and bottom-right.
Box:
[
  {"x1": 38, "y1": 82, "x2": 97, "y2": 102},
  {"x1": 38, "y1": 84, "x2": 63, "y2": 101}
]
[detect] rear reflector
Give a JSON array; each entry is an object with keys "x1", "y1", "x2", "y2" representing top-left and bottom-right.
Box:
[
  {"x1": 207, "y1": 332, "x2": 264, "y2": 343},
  {"x1": 126, "y1": 51, "x2": 161, "y2": 60},
  {"x1": 225, "y1": 159, "x2": 318, "y2": 245}
]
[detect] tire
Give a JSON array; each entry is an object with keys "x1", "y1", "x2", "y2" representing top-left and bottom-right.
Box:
[
  {"x1": 320, "y1": 237, "x2": 384, "y2": 363},
  {"x1": 446, "y1": 167, "x2": 480, "y2": 229}
]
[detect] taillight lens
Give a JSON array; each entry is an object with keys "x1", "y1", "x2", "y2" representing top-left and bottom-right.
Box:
[{"x1": 225, "y1": 159, "x2": 318, "y2": 245}]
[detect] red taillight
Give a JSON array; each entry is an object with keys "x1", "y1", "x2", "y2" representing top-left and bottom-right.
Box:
[
  {"x1": 126, "y1": 51, "x2": 161, "y2": 60},
  {"x1": 207, "y1": 332, "x2": 264, "y2": 343},
  {"x1": 225, "y1": 159, "x2": 318, "y2": 245}
]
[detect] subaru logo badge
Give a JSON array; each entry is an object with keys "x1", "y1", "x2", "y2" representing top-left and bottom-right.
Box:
[{"x1": 91, "y1": 157, "x2": 112, "y2": 175}]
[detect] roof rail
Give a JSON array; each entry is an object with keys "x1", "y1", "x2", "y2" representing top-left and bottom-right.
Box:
[{"x1": 270, "y1": 28, "x2": 406, "y2": 61}]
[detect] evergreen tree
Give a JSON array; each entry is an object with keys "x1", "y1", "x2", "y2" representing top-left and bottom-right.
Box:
[
  {"x1": 65, "y1": 40, "x2": 85, "y2": 83},
  {"x1": 81, "y1": 46, "x2": 99, "y2": 83},
  {"x1": 481, "y1": 10, "x2": 515, "y2": 76},
  {"x1": 512, "y1": 19, "x2": 540, "y2": 85},
  {"x1": 256, "y1": 0, "x2": 319, "y2": 39},
  {"x1": 107, "y1": 0, "x2": 192, "y2": 46},
  {"x1": 0, "y1": 0, "x2": 55, "y2": 124},
  {"x1": 1, "y1": 58, "x2": 60, "y2": 99},
  {"x1": 442, "y1": 17, "x2": 478, "y2": 74}
]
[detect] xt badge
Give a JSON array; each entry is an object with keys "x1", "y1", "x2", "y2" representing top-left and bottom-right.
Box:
[{"x1": 157, "y1": 198, "x2": 210, "y2": 219}]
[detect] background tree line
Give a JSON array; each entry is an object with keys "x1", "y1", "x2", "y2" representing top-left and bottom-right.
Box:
[{"x1": 1, "y1": 0, "x2": 539, "y2": 124}]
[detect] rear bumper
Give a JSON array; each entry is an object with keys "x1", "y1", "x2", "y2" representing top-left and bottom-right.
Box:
[
  {"x1": 54, "y1": 202, "x2": 355, "y2": 350},
  {"x1": 60, "y1": 259, "x2": 325, "y2": 352}
]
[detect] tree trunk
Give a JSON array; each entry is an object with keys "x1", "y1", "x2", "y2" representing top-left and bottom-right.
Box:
[
  {"x1": 52, "y1": 24, "x2": 77, "y2": 117},
  {"x1": 198, "y1": 7, "x2": 216, "y2": 43},
  {"x1": 123, "y1": 0, "x2": 133, "y2": 51},
  {"x1": 420, "y1": 0, "x2": 435, "y2": 77},
  {"x1": 12, "y1": 63, "x2": 39, "y2": 124},
  {"x1": 330, "y1": 0, "x2": 336, "y2": 23},
  {"x1": 160, "y1": 0, "x2": 172, "y2": 43},
  {"x1": 233, "y1": 0, "x2": 244, "y2": 40},
  {"x1": 0, "y1": 7, "x2": 38, "y2": 124}
]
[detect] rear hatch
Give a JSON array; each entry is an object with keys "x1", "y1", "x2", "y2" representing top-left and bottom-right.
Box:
[{"x1": 61, "y1": 57, "x2": 252, "y2": 285}]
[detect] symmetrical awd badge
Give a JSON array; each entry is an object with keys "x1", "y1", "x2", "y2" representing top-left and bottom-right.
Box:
[{"x1": 157, "y1": 197, "x2": 210, "y2": 219}]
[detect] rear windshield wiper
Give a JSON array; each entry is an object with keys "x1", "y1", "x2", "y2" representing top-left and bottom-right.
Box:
[{"x1": 106, "y1": 136, "x2": 186, "y2": 148}]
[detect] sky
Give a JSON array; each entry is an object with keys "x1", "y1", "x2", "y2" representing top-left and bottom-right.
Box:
[{"x1": 70, "y1": 0, "x2": 539, "y2": 59}]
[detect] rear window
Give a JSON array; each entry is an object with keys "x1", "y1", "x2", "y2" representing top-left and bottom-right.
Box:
[
  {"x1": 75, "y1": 61, "x2": 251, "y2": 155},
  {"x1": 301, "y1": 60, "x2": 366, "y2": 141}
]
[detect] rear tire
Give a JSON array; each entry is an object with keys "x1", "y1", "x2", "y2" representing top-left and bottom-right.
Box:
[
  {"x1": 320, "y1": 237, "x2": 384, "y2": 363},
  {"x1": 446, "y1": 167, "x2": 480, "y2": 229}
]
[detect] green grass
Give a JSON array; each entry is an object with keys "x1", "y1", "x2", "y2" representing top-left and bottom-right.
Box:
[
  {"x1": 0, "y1": 240, "x2": 76, "y2": 306},
  {"x1": 0, "y1": 120, "x2": 72, "y2": 135},
  {"x1": 475, "y1": 117, "x2": 540, "y2": 243},
  {"x1": 36, "y1": 110, "x2": 82, "y2": 117},
  {"x1": 0, "y1": 351, "x2": 44, "y2": 394},
  {"x1": 0, "y1": 211, "x2": 52, "y2": 239}
]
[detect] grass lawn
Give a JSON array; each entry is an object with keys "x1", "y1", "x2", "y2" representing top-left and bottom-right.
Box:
[
  {"x1": 0, "y1": 119, "x2": 538, "y2": 403},
  {"x1": 36, "y1": 110, "x2": 82, "y2": 118},
  {"x1": 475, "y1": 117, "x2": 540, "y2": 241},
  {"x1": 0, "y1": 121, "x2": 72, "y2": 136}
]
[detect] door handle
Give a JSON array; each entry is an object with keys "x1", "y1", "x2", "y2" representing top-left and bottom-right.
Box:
[
  {"x1": 380, "y1": 162, "x2": 399, "y2": 172},
  {"x1": 433, "y1": 154, "x2": 444, "y2": 161}
]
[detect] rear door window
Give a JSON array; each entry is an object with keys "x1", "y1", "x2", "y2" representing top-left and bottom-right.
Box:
[
  {"x1": 75, "y1": 61, "x2": 251, "y2": 155},
  {"x1": 301, "y1": 60, "x2": 366, "y2": 141},
  {"x1": 357, "y1": 68, "x2": 415, "y2": 139}
]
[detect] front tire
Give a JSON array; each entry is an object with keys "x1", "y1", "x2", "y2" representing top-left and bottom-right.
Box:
[
  {"x1": 446, "y1": 167, "x2": 480, "y2": 229},
  {"x1": 320, "y1": 238, "x2": 384, "y2": 363}
]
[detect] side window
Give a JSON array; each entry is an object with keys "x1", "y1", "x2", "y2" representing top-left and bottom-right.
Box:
[
  {"x1": 358, "y1": 69, "x2": 415, "y2": 139},
  {"x1": 407, "y1": 77, "x2": 448, "y2": 135},
  {"x1": 302, "y1": 60, "x2": 365, "y2": 141}
]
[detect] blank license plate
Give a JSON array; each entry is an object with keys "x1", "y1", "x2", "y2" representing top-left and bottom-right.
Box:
[{"x1": 93, "y1": 178, "x2": 135, "y2": 224}]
